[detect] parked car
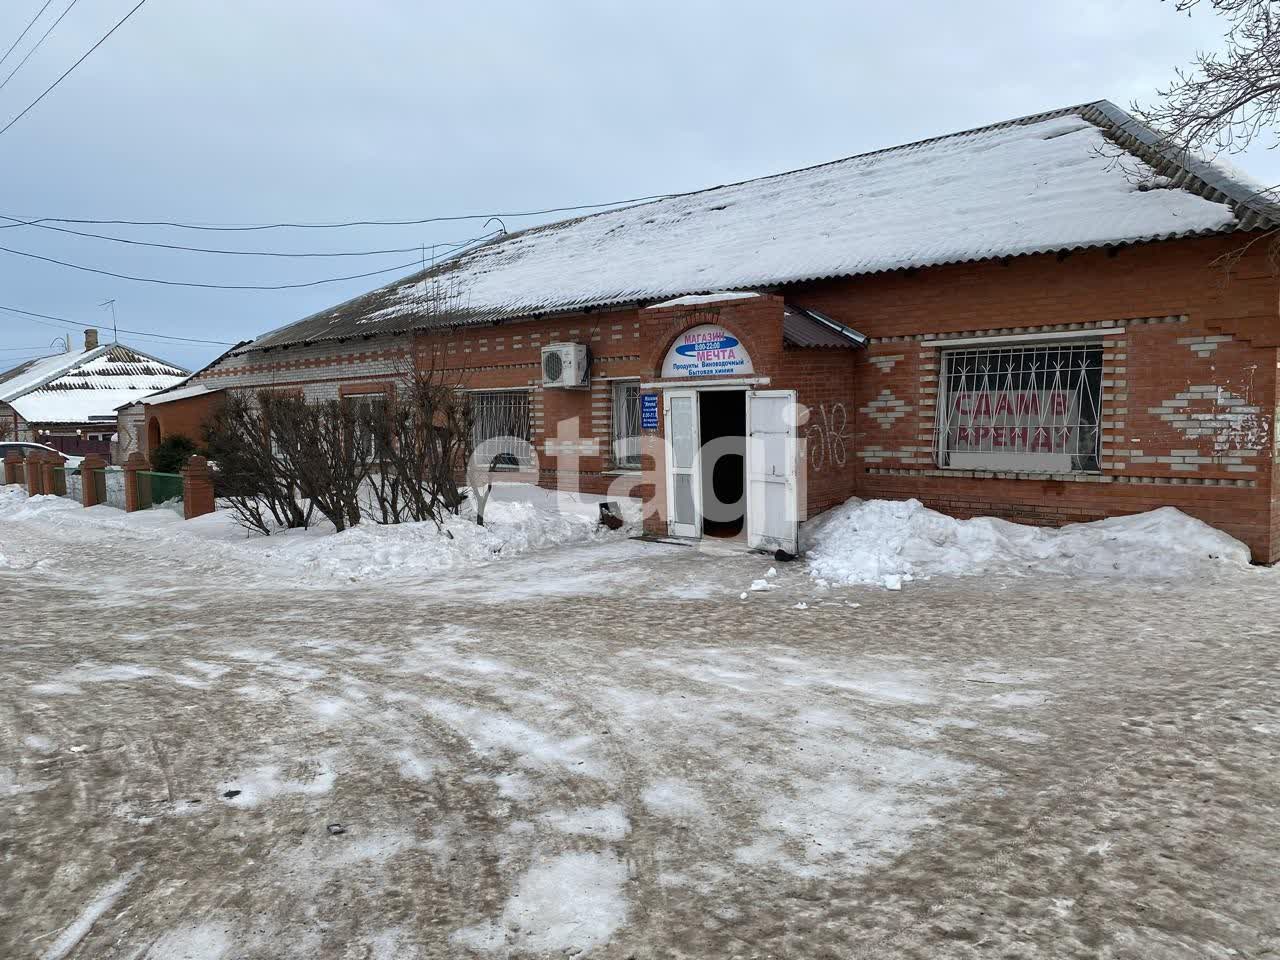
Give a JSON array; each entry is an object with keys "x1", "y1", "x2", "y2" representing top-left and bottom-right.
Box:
[{"x1": 0, "y1": 442, "x2": 84, "y2": 469}]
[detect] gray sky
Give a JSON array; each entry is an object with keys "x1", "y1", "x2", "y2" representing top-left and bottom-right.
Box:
[{"x1": 0, "y1": 0, "x2": 1275, "y2": 373}]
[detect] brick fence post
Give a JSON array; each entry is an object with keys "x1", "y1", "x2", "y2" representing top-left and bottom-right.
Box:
[
  {"x1": 123, "y1": 452, "x2": 149, "y2": 512},
  {"x1": 41, "y1": 454, "x2": 58, "y2": 498},
  {"x1": 80, "y1": 454, "x2": 107, "y2": 507},
  {"x1": 3, "y1": 452, "x2": 22, "y2": 486},
  {"x1": 24, "y1": 453, "x2": 44, "y2": 494},
  {"x1": 182, "y1": 455, "x2": 215, "y2": 519}
]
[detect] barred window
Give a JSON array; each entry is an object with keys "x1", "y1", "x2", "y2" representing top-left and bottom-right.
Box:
[
  {"x1": 611, "y1": 380, "x2": 642, "y2": 469},
  {"x1": 347, "y1": 393, "x2": 386, "y2": 457},
  {"x1": 471, "y1": 390, "x2": 531, "y2": 471},
  {"x1": 935, "y1": 341, "x2": 1103, "y2": 473}
]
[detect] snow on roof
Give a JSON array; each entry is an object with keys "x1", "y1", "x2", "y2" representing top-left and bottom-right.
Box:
[
  {"x1": 646, "y1": 291, "x2": 762, "y2": 309},
  {"x1": 241, "y1": 101, "x2": 1280, "y2": 354},
  {"x1": 143, "y1": 382, "x2": 215, "y2": 405},
  {"x1": 0, "y1": 352, "x2": 90, "y2": 402},
  {"x1": 3, "y1": 344, "x2": 189, "y2": 425}
]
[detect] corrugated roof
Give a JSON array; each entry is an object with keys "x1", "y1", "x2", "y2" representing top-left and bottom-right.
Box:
[
  {"x1": 3, "y1": 344, "x2": 189, "y2": 424},
  {"x1": 783, "y1": 306, "x2": 867, "y2": 348},
  {"x1": 240, "y1": 100, "x2": 1280, "y2": 353},
  {"x1": 0, "y1": 351, "x2": 93, "y2": 402}
]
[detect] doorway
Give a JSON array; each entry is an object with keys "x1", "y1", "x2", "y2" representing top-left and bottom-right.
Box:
[
  {"x1": 662, "y1": 386, "x2": 800, "y2": 553},
  {"x1": 698, "y1": 390, "x2": 746, "y2": 538}
]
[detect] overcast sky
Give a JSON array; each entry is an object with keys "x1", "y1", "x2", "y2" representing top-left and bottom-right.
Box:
[{"x1": 0, "y1": 0, "x2": 1274, "y2": 373}]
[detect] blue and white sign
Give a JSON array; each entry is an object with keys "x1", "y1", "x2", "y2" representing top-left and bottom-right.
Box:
[
  {"x1": 640, "y1": 393, "x2": 659, "y2": 430},
  {"x1": 661, "y1": 323, "x2": 754, "y2": 378}
]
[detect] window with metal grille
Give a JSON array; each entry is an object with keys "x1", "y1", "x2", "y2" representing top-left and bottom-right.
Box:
[
  {"x1": 346, "y1": 393, "x2": 387, "y2": 458},
  {"x1": 935, "y1": 341, "x2": 1103, "y2": 473},
  {"x1": 611, "y1": 380, "x2": 642, "y2": 469},
  {"x1": 471, "y1": 390, "x2": 532, "y2": 471}
]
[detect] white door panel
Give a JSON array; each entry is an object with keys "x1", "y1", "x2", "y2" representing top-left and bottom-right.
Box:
[
  {"x1": 664, "y1": 390, "x2": 701, "y2": 538},
  {"x1": 746, "y1": 389, "x2": 799, "y2": 553}
]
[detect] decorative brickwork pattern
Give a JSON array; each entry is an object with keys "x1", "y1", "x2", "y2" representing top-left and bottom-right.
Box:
[
  {"x1": 861, "y1": 389, "x2": 911, "y2": 430},
  {"x1": 1179, "y1": 334, "x2": 1233, "y2": 358}
]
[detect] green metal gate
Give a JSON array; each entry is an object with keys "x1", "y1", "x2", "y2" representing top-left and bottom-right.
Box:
[{"x1": 138, "y1": 471, "x2": 184, "y2": 512}]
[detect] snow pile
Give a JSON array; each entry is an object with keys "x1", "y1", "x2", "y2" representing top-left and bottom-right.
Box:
[
  {"x1": 259, "y1": 498, "x2": 614, "y2": 582},
  {"x1": 0, "y1": 483, "x2": 635, "y2": 585},
  {"x1": 802, "y1": 498, "x2": 1251, "y2": 588}
]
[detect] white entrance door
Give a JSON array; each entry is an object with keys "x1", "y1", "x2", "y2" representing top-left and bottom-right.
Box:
[
  {"x1": 664, "y1": 389, "x2": 702, "y2": 538},
  {"x1": 746, "y1": 390, "x2": 800, "y2": 553}
]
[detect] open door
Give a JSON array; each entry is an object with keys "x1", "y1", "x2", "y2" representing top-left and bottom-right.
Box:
[
  {"x1": 664, "y1": 389, "x2": 702, "y2": 538},
  {"x1": 746, "y1": 390, "x2": 800, "y2": 553}
]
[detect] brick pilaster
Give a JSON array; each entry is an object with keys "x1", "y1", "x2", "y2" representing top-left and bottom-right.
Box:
[
  {"x1": 3, "y1": 452, "x2": 22, "y2": 486},
  {"x1": 41, "y1": 454, "x2": 58, "y2": 497},
  {"x1": 182, "y1": 455, "x2": 215, "y2": 519},
  {"x1": 80, "y1": 455, "x2": 107, "y2": 507},
  {"x1": 123, "y1": 452, "x2": 149, "y2": 512},
  {"x1": 24, "y1": 453, "x2": 43, "y2": 494}
]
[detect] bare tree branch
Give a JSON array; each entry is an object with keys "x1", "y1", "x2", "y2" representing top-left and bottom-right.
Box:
[{"x1": 1134, "y1": 0, "x2": 1280, "y2": 163}]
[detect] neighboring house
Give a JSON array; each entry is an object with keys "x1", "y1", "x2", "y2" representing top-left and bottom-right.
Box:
[
  {"x1": 0, "y1": 329, "x2": 188, "y2": 462},
  {"x1": 112, "y1": 400, "x2": 147, "y2": 464},
  {"x1": 148, "y1": 100, "x2": 1280, "y2": 560}
]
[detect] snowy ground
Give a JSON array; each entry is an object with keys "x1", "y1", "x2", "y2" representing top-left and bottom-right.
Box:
[{"x1": 3, "y1": 486, "x2": 1279, "y2": 959}]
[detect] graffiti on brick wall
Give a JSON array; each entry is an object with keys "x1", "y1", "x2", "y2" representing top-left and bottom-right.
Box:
[{"x1": 807, "y1": 402, "x2": 849, "y2": 471}]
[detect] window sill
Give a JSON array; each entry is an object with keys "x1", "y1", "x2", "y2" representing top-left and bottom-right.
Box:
[
  {"x1": 932, "y1": 464, "x2": 1103, "y2": 479},
  {"x1": 602, "y1": 468, "x2": 644, "y2": 476}
]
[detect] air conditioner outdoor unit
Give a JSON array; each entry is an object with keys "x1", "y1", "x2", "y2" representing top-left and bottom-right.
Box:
[{"x1": 541, "y1": 342, "x2": 590, "y2": 388}]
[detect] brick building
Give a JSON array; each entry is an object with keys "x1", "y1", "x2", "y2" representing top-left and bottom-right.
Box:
[
  {"x1": 1, "y1": 328, "x2": 187, "y2": 461},
  {"x1": 145, "y1": 101, "x2": 1280, "y2": 560}
]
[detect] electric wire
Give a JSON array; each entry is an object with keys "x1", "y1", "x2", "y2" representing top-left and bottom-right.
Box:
[
  {"x1": 0, "y1": 0, "x2": 57, "y2": 72},
  {"x1": 0, "y1": 303, "x2": 236, "y2": 344},
  {"x1": 0, "y1": 213, "x2": 488, "y2": 258},
  {"x1": 0, "y1": 0, "x2": 148, "y2": 139},
  {"x1": 0, "y1": 0, "x2": 83, "y2": 97},
  {"x1": 1, "y1": 193, "x2": 683, "y2": 231},
  {"x1": 0, "y1": 228, "x2": 500, "y2": 289}
]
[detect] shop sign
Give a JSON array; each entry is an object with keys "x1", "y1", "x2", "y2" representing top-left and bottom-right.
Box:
[
  {"x1": 661, "y1": 324, "x2": 754, "y2": 378},
  {"x1": 640, "y1": 393, "x2": 659, "y2": 430}
]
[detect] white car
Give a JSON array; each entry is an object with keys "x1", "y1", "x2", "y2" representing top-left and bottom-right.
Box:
[{"x1": 0, "y1": 441, "x2": 84, "y2": 470}]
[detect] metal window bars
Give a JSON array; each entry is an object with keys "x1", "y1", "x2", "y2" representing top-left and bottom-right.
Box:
[
  {"x1": 347, "y1": 393, "x2": 387, "y2": 458},
  {"x1": 612, "y1": 381, "x2": 642, "y2": 468},
  {"x1": 934, "y1": 342, "x2": 1103, "y2": 473},
  {"x1": 470, "y1": 390, "x2": 532, "y2": 471}
]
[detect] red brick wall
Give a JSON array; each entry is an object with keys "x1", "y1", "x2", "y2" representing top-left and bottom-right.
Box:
[
  {"x1": 791, "y1": 234, "x2": 1280, "y2": 561},
  {"x1": 179, "y1": 233, "x2": 1280, "y2": 560},
  {"x1": 143, "y1": 394, "x2": 220, "y2": 454}
]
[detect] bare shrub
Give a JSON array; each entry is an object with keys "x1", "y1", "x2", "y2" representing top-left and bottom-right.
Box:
[
  {"x1": 263, "y1": 394, "x2": 370, "y2": 532},
  {"x1": 203, "y1": 392, "x2": 314, "y2": 535},
  {"x1": 361, "y1": 362, "x2": 473, "y2": 527}
]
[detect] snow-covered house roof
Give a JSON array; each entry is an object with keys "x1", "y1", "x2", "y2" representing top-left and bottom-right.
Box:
[
  {"x1": 0, "y1": 344, "x2": 189, "y2": 425},
  {"x1": 241, "y1": 100, "x2": 1280, "y2": 353}
]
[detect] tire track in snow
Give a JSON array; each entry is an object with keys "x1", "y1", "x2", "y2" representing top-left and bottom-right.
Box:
[{"x1": 40, "y1": 868, "x2": 141, "y2": 960}]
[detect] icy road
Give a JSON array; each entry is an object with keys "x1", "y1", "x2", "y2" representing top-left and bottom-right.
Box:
[{"x1": 2, "y1": 504, "x2": 1279, "y2": 959}]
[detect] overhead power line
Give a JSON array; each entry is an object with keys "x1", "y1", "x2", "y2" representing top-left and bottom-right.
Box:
[
  {"x1": 0, "y1": 303, "x2": 236, "y2": 345},
  {"x1": 0, "y1": 228, "x2": 500, "y2": 290},
  {"x1": 0, "y1": 194, "x2": 684, "y2": 231},
  {"x1": 0, "y1": 0, "x2": 83, "y2": 97},
  {"x1": 0, "y1": 0, "x2": 57, "y2": 72},
  {"x1": 0, "y1": 0, "x2": 148, "y2": 140},
  {"x1": 0, "y1": 213, "x2": 488, "y2": 258}
]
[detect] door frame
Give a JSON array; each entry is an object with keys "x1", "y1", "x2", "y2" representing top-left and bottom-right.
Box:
[
  {"x1": 663, "y1": 389, "x2": 702, "y2": 539},
  {"x1": 662, "y1": 383, "x2": 762, "y2": 542},
  {"x1": 745, "y1": 388, "x2": 801, "y2": 554}
]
